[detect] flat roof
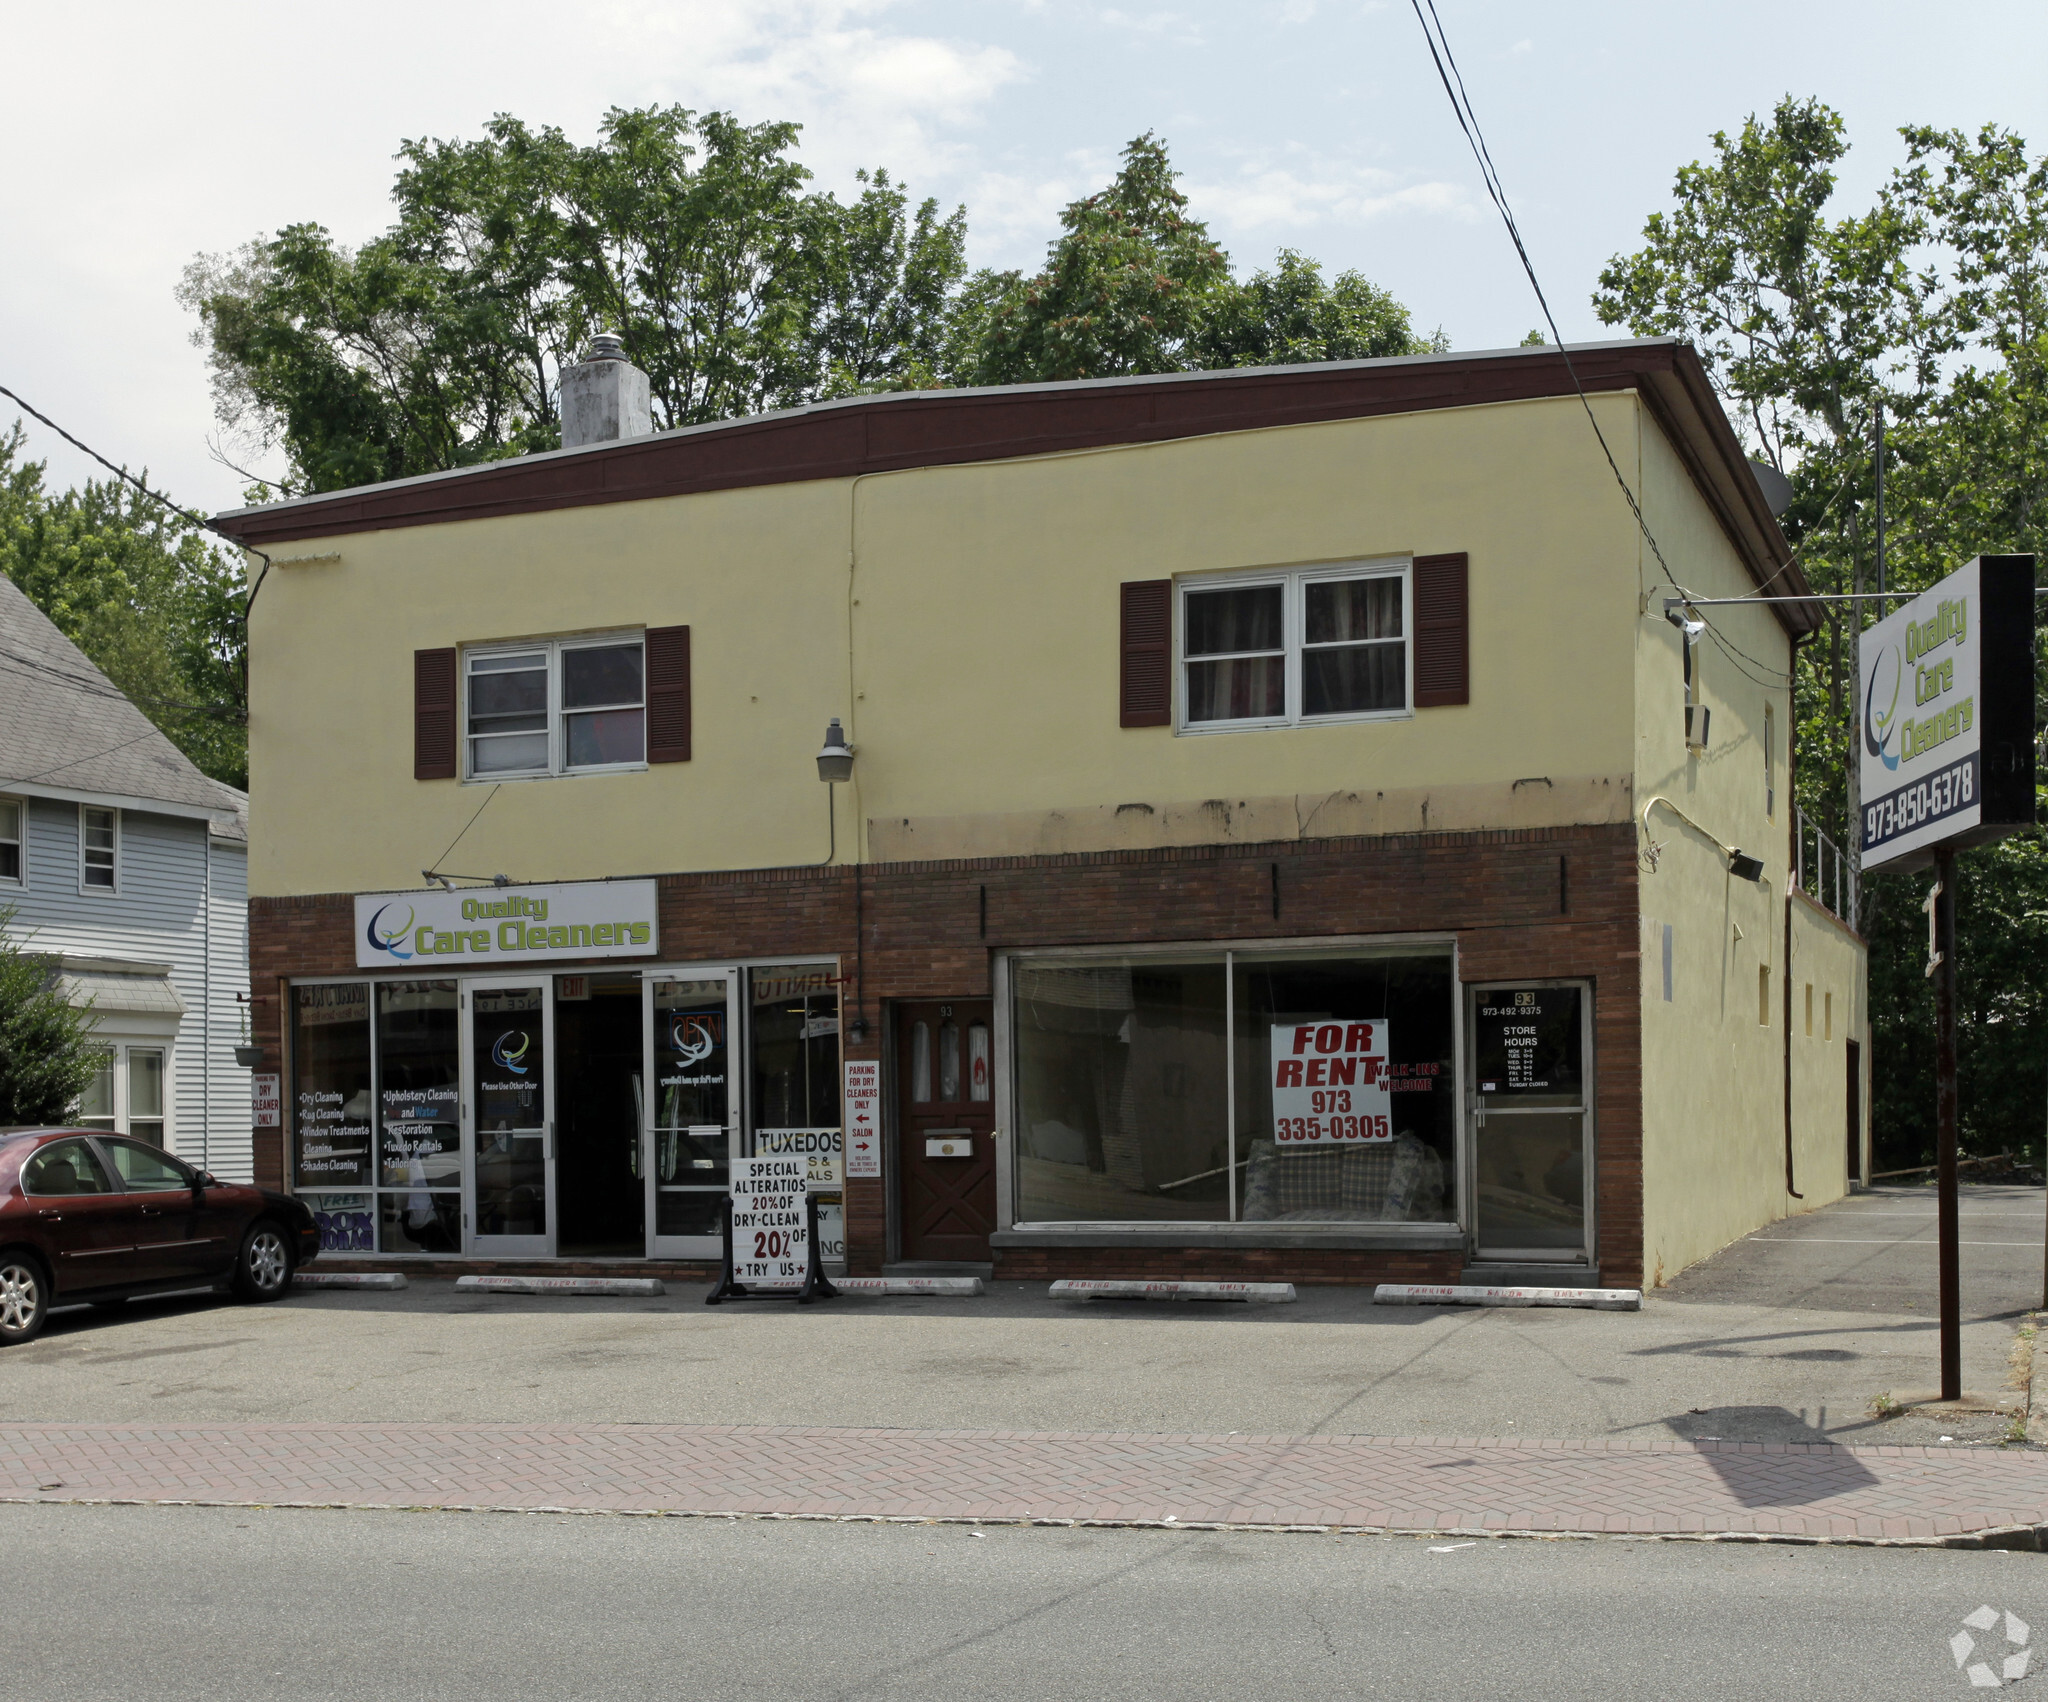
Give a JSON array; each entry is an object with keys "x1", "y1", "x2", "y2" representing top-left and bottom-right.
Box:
[{"x1": 211, "y1": 337, "x2": 1819, "y2": 636}]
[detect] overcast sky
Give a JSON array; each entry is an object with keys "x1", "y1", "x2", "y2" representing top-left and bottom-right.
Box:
[{"x1": 4, "y1": 0, "x2": 2045, "y2": 514}]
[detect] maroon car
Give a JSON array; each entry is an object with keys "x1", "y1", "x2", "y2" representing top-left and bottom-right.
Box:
[{"x1": 0, "y1": 1127, "x2": 319, "y2": 1346}]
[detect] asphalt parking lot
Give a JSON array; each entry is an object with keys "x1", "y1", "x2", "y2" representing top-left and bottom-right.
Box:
[{"x1": 2, "y1": 1185, "x2": 2038, "y2": 1446}]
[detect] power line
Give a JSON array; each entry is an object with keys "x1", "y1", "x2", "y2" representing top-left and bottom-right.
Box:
[
  {"x1": 1405, "y1": 0, "x2": 1792, "y2": 688},
  {"x1": 0, "y1": 382, "x2": 275, "y2": 613}
]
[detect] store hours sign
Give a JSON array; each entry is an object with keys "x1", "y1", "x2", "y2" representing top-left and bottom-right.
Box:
[{"x1": 1269, "y1": 1021, "x2": 1392, "y2": 1143}]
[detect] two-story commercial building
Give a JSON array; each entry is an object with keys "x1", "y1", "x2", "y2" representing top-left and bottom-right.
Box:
[{"x1": 214, "y1": 336, "x2": 1867, "y2": 1288}]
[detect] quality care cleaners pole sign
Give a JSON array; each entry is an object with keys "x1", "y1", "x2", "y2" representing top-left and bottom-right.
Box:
[
  {"x1": 1858, "y1": 555, "x2": 2037, "y2": 872},
  {"x1": 730, "y1": 1155, "x2": 809, "y2": 1286},
  {"x1": 354, "y1": 879, "x2": 658, "y2": 969},
  {"x1": 1269, "y1": 1020, "x2": 1392, "y2": 1143}
]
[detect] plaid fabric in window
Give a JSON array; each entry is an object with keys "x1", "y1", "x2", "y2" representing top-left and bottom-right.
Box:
[
  {"x1": 1340, "y1": 1144, "x2": 1396, "y2": 1212},
  {"x1": 1272, "y1": 1146, "x2": 1345, "y2": 1212}
]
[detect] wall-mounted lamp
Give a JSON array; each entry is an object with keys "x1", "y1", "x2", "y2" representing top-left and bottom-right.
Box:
[
  {"x1": 816, "y1": 718, "x2": 855, "y2": 783},
  {"x1": 1727, "y1": 850, "x2": 1766, "y2": 883},
  {"x1": 1664, "y1": 602, "x2": 1707, "y2": 645}
]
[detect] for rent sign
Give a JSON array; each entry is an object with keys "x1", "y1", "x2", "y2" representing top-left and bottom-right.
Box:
[{"x1": 1269, "y1": 1020, "x2": 1392, "y2": 1143}]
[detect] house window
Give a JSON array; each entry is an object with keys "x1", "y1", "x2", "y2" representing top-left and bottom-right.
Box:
[
  {"x1": 465, "y1": 636, "x2": 645, "y2": 778},
  {"x1": 1181, "y1": 563, "x2": 1409, "y2": 730},
  {"x1": 128, "y1": 1048, "x2": 166, "y2": 1145},
  {"x1": 81, "y1": 806, "x2": 117, "y2": 890},
  {"x1": 0, "y1": 796, "x2": 21, "y2": 883},
  {"x1": 77, "y1": 1049, "x2": 116, "y2": 1130}
]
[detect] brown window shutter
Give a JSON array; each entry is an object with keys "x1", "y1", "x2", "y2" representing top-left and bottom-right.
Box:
[
  {"x1": 1412, "y1": 552, "x2": 1470, "y2": 708},
  {"x1": 646, "y1": 625, "x2": 691, "y2": 762},
  {"x1": 1119, "y1": 580, "x2": 1172, "y2": 728},
  {"x1": 413, "y1": 648, "x2": 457, "y2": 779}
]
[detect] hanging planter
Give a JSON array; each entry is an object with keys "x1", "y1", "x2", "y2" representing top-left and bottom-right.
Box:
[{"x1": 234, "y1": 1044, "x2": 264, "y2": 1068}]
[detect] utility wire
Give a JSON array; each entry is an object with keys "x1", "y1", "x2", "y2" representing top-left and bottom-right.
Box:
[
  {"x1": 1405, "y1": 0, "x2": 1793, "y2": 688},
  {"x1": 0, "y1": 382, "x2": 275, "y2": 613}
]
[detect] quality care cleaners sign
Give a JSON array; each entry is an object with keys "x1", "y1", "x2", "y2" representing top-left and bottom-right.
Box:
[
  {"x1": 1270, "y1": 1020, "x2": 1392, "y2": 1143},
  {"x1": 1858, "y1": 555, "x2": 2037, "y2": 872},
  {"x1": 354, "y1": 879, "x2": 657, "y2": 968}
]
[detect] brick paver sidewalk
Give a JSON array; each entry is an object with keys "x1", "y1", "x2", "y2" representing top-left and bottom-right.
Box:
[{"x1": 4, "y1": 1423, "x2": 2044, "y2": 1543}]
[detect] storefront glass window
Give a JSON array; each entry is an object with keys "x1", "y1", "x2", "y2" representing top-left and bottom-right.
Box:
[
  {"x1": 293, "y1": 984, "x2": 373, "y2": 1190},
  {"x1": 473, "y1": 985, "x2": 548, "y2": 1237},
  {"x1": 377, "y1": 980, "x2": 461, "y2": 1253},
  {"x1": 1013, "y1": 958, "x2": 1230, "y2": 1223},
  {"x1": 653, "y1": 977, "x2": 731, "y2": 1237},
  {"x1": 750, "y1": 964, "x2": 840, "y2": 1131},
  {"x1": 1011, "y1": 946, "x2": 1457, "y2": 1226},
  {"x1": 1233, "y1": 951, "x2": 1455, "y2": 1224}
]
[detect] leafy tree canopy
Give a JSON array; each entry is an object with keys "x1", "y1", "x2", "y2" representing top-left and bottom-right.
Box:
[
  {"x1": 0, "y1": 426, "x2": 246, "y2": 788},
  {"x1": 182, "y1": 121, "x2": 1431, "y2": 492},
  {"x1": 1597, "y1": 98, "x2": 2048, "y2": 1165}
]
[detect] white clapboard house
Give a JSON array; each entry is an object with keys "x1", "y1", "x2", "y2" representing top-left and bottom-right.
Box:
[{"x1": 0, "y1": 571, "x2": 252, "y2": 1179}]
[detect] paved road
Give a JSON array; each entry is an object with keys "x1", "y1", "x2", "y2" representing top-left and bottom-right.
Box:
[
  {"x1": 2, "y1": 1185, "x2": 2038, "y2": 1447},
  {"x1": 4, "y1": 1502, "x2": 2043, "y2": 1702}
]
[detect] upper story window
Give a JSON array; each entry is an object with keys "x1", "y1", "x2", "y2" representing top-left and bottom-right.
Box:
[
  {"x1": 80, "y1": 805, "x2": 117, "y2": 891},
  {"x1": 0, "y1": 796, "x2": 20, "y2": 883},
  {"x1": 1181, "y1": 563, "x2": 1410, "y2": 730},
  {"x1": 466, "y1": 636, "x2": 646, "y2": 779}
]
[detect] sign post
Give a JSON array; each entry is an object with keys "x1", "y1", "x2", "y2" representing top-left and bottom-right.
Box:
[{"x1": 1859, "y1": 554, "x2": 2036, "y2": 1401}]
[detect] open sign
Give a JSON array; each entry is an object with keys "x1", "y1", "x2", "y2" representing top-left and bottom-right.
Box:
[{"x1": 1268, "y1": 1021, "x2": 1393, "y2": 1144}]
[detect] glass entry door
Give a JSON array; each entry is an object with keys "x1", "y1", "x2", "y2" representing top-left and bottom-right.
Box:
[
  {"x1": 1468, "y1": 982, "x2": 1592, "y2": 1263},
  {"x1": 465, "y1": 978, "x2": 555, "y2": 1257},
  {"x1": 645, "y1": 970, "x2": 739, "y2": 1258}
]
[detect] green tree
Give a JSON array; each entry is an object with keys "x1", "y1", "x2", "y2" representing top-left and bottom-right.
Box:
[
  {"x1": 1597, "y1": 101, "x2": 2048, "y2": 1167},
  {"x1": 181, "y1": 107, "x2": 971, "y2": 493},
  {"x1": 1193, "y1": 249, "x2": 1432, "y2": 369},
  {"x1": 0, "y1": 905, "x2": 101, "y2": 1125},
  {"x1": 0, "y1": 425, "x2": 247, "y2": 788}
]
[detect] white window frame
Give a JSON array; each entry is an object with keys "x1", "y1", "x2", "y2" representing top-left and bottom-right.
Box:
[
  {"x1": 1176, "y1": 559, "x2": 1413, "y2": 734},
  {"x1": 79, "y1": 804, "x2": 119, "y2": 894},
  {"x1": 74, "y1": 1042, "x2": 174, "y2": 1149},
  {"x1": 462, "y1": 632, "x2": 648, "y2": 782},
  {"x1": 0, "y1": 793, "x2": 23, "y2": 886}
]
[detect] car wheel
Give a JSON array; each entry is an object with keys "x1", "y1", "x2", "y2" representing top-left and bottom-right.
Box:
[
  {"x1": 0, "y1": 1254, "x2": 50, "y2": 1346},
  {"x1": 233, "y1": 1222, "x2": 295, "y2": 1302}
]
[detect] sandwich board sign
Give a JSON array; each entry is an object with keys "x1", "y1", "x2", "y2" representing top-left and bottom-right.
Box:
[{"x1": 1858, "y1": 554, "x2": 2036, "y2": 873}]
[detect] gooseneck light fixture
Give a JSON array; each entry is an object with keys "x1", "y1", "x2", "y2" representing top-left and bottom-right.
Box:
[{"x1": 813, "y1": 718, "x2": 869, "y2": 1041}]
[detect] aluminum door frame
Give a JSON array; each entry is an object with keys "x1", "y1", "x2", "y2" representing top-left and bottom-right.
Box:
[
  {"x1": 1465, "y1": 977, "x2": 1596, "y2": 1265},
  {"x1": 643, "y1": 965, "x2": 741, "y2": 1261},
  {"x1": 462, "y1": 973, "x2": 557, "y2": 1258}
]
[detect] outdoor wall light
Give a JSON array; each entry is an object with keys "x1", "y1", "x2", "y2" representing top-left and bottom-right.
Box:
[
  {"x1": 1728, "y1": 850, "x2": 1766, "y2": 883},
  {"x1": 1663, "y1": 601, "x2": 1706, "y2": 645},
  {"x1": 816, "y1": 718, "x2": 855, "y2": 784}
]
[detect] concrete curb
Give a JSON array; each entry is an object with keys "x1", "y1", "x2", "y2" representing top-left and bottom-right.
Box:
[
  {"x1": 1374, "y1": 1283, "x2": 1643, "y2": 1310},
  {"x1": 8, "y1": 1494, "x2": 2044, "y2": 1550},
  {"x1": 453, "y1": 1275, "x2": 666, "y2": 1297},
  {"x1": 297, "y1": 1272, "x2": 409, "y2": 1291},
  {"x1": 835, "y1": 1277, "x2": 985, "y2": 1296},
  {"x1": 1050, "y1": 1280, "x2": 1297, "y2": 1303}
]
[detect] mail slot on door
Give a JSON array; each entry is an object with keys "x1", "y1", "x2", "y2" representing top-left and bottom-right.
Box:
[{"x1": 925, "y1": 1129, "x2": 973, "y2": 1158}]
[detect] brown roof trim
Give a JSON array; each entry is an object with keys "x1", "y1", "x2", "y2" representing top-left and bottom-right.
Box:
[{"x1": 212, "y1": 337, "x2": 1818, "y2": 636}]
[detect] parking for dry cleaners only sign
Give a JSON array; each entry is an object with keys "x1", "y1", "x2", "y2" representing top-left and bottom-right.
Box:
[{"x1": 354, "y1": 879, "x2": 658, "y2": 968}]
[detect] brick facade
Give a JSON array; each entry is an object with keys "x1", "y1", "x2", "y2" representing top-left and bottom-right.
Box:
[{"x1": 248, "y1": 821, "x2": 1643, "y2": 1288}]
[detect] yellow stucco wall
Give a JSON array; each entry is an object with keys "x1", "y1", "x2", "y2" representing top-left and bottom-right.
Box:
[
  {"x1": 246, "y1": 393, "x2": 1646, "y2": 898},
  {"x1": 1632, "y1": 414, "x2": 1865, "y2": 1284}
]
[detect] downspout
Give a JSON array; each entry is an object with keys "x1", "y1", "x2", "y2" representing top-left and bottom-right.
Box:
[{"x1": 1784, "y1": 633, "x2": 1807, "y2": 1199}]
